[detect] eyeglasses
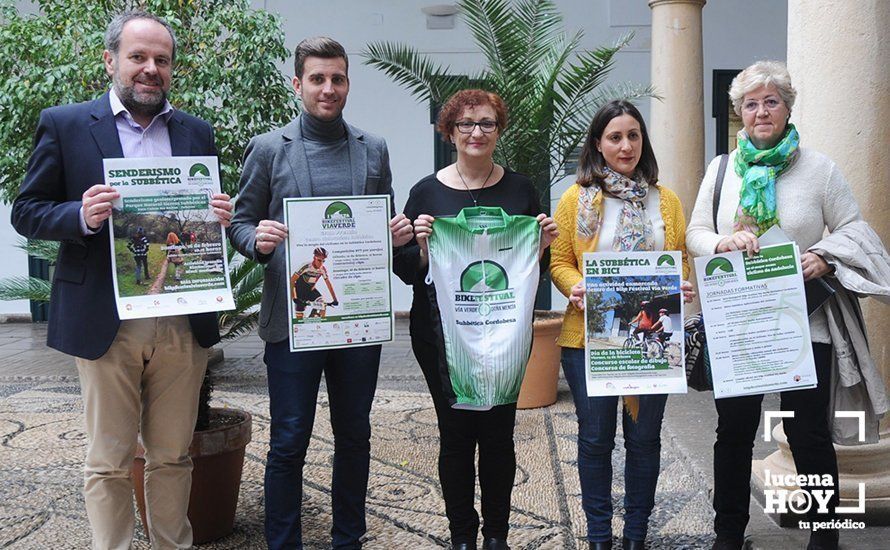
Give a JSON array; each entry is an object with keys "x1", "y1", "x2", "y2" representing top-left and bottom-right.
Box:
[
  {"x1": 454, "y1": 120, "x2": 498, "y2": 134},
  {"x1": 742, "y1": 98, "x2": 784, "y2": 113}
]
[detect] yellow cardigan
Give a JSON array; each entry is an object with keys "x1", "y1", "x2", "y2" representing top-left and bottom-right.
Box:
[{"x1": 550, "y1": 182, "x2": 690, "y2": 349}]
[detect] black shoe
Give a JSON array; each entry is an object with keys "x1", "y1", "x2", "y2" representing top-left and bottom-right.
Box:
[
  {"x1": 590, "y1": 541, "x2": 612, "y2": 550},
  {"x1": 807, "y1": 529, "x2": 839, "y2": 550},
  {"x1": 622, "y1": 537, "x2": 645, "y2": 550},
  {"x1": 483, "y1": 538, "x2": 509, "y2": 550},
  {"x1": 452, "y1": 543, "x2": 477, "y2": 550},
  {"x1": 711, "y1": 537, "x2": 744, "y2": 550}
]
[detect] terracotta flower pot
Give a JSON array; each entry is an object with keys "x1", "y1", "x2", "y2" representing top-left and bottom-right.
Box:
[
  {"x1": 133, "y1": 408, "x2": 252, "y2": 544},
  {"x1": 517, "y1": 311, "x2": 564, "y2": 409}
]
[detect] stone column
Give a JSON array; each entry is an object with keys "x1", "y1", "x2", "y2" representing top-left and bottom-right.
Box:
[
  {"x1": 648, "y1": 0, "x2": 707, "y2": 221},
  {"x1": 752, "y1": 0, "x2": 890, "y2": 524}
]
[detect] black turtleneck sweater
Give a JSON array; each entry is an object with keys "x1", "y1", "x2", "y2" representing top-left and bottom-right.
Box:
[{"x1": 301, "y1": 112, "x2": 353, "y2": 197}]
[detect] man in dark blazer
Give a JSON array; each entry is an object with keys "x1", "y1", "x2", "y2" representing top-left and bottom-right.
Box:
[
  {"x1": 228, "y1": 36, "x2": 412, "y2": 549},
  {"x1": 10, "y1": 11, "x2": 232, "y2": 549}
]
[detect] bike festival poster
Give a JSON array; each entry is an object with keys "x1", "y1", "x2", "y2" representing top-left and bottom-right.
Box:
[
  {"x1": 283, "y1": 195, "x2": 394, "y2": 352},
  {"x1": 582, "y1": 251, "x2": 686, "y2": 396},
  {"x1": 695, "y1": 242, "x2": 816, "y2": 399},
  {"x1": 104, "y1": 156, "x2": 235, "y2": 320}
]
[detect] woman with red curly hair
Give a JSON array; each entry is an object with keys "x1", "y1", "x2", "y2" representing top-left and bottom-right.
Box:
[{"x1": 393, "y1": 89, "x2": 558, "y2": 550}]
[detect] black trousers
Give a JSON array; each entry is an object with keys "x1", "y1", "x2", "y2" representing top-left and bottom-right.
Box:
[
  {"x1": 713, "y1": 342, "x2": 838, "y2": 539},
  {"x1": 412, "y1": 337, "x2": 517, "y2": 544}
]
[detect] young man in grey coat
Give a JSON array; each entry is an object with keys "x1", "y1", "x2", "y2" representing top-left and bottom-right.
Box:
[{"x1": 228, "y1": 36, "x2": 412, "y2": 549}]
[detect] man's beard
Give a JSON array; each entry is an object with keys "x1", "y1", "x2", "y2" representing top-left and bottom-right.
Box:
[{"x1": 114, "y1": 74, "x2": 167, "y2": 119}]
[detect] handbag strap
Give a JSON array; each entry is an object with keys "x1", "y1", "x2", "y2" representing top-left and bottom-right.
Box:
[{"x1": 712, "y1": 153, "x2": 729, "y2": 230}]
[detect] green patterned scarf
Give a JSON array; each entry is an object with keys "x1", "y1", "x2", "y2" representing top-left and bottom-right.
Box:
[{"x1": 733, "y1": 124, "x2": 800, "y2": 236}]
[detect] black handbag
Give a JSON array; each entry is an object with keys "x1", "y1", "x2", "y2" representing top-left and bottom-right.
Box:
[
  {"x1": 683, "y1": 154, "x2": 728, "y2": 392},
  {"x1": 684, "y1": 312, "x2": 711, "y2": 391}
]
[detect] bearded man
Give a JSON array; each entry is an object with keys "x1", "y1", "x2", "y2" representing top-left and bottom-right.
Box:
[{"x1": 11, "y1": 10, "x2": 232, "y2": 549}]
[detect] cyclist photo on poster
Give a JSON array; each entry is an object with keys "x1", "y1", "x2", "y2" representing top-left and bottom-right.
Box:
[
  {"x1": 586, "y1": 277, "x2": 682, "y2": 364},
  {"x1": 282, "y1": 195, "x2": 394, "y2": 352},
  {"x1": 583, "y1": 251, "x2": 687, "y2": 396},
  {"x1": 291, "y1": 247, "x2": 339, "y2": 320}
]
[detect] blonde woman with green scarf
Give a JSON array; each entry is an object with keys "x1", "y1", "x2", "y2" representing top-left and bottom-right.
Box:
[{"x1": 686, "y1": 60, "x2": 863, "y2": 550}]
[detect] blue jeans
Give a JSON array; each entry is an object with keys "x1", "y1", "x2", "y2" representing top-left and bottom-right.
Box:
[
  {"x1": 561, "y1": 347, "x2": 667, "y2": 543},
  {"x1": 263, "y1": 341, "x2": 381, "y2": 550}
]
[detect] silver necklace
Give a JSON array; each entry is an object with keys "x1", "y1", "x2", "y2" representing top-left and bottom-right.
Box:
[{"x1": 456, "y1": 162, "x2": 496, "y2": 206}]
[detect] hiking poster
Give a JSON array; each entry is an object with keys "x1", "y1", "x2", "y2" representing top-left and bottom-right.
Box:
[
  {"x1": 582, "y1": 251, "x2": 686, "y2": 397},
  {"x1": 104, "y1": 156, "x2": 235, "y2": 320},
  {"x1": 283, "y1": 195, "x2": 394, "y2": 352},
  {"x1": 695, "y1": 242, "x2": 816, "y2": 398}
]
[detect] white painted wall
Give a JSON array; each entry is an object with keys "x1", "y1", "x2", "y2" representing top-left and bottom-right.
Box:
[
  {"x1": 2, "y1": 0, "x2": 787, "y2": 316},
  {"x1": 0, "y1": 203, "x2": 30, "y2": 315}
]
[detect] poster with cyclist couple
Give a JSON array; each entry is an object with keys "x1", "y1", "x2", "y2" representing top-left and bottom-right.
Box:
[
  {"x1": 695, "y1": 242, "x2": 816, "y2": 399},
  {"x1": 583, "y1": 251, "x2": 686, "y2": 396},
  {"x1": 283, "y1": 195, "x2": 394, "y2": 352},
  {"x1": 104, "y1": 156, "x2": 235, "y2": 320}
]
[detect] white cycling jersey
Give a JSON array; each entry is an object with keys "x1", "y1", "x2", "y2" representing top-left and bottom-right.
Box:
[{"x1": 427, "y1": 206, "x2": 540, "y2": 410}]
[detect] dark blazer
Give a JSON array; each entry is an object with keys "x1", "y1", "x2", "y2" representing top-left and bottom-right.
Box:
[
  {"x1": 10, "y1": 93, "x2": 221, "y2": 360},
  {"x1": 228, "y1": 115, "x2": 393, "y2": 343}
]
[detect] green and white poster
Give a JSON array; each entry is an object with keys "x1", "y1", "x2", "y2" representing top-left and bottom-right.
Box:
[
  {"x1": 283, "y1": 195, "x2": 394, "y2": 352},
  {"x1": 583, "y1": 251, "x2": 686, "y2": 396},
  {"x1": 104, "y1": 156, "x2": 234, "y2": 320},
  {"x1": 695, "y1": 242, "x2": 816, "y2": 398}
]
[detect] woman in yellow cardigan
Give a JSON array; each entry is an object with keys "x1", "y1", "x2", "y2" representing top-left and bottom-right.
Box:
[{"x1": 551, "y1": 100, "x2": 695, "y2": 550}]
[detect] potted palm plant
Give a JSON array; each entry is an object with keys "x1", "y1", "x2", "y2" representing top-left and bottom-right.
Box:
[{"x1": 363, "y1": 0, "x2": 652, "y2": 408}]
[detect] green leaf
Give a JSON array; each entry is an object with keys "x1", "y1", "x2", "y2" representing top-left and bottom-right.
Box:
[
  {"x1": 361, "y1": 42, "x2": 454, "y2": 104},
  {"x1": 0, "y1": 276, "x2": 52, "y2": 302},
  {"x1": 15, "y1": 238, "x2": 60, "y2": 263}
]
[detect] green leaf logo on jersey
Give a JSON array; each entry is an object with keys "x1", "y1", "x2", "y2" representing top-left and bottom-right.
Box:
[
  {"x1": 460, "y1": 261, "x2": 509, "y2": 292},
  {"x1": 705, "y1": 257, "x2": 734, "y2": 276},
  {"x1": 189, "y1": 163, "x2": 210, "y2": 177},
  {"x1": 322, "y1": 201, "x2": 357, "y2": 229},
  {"x1": 657, "y1": 254, "x2": 675, "y2": 267}
]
